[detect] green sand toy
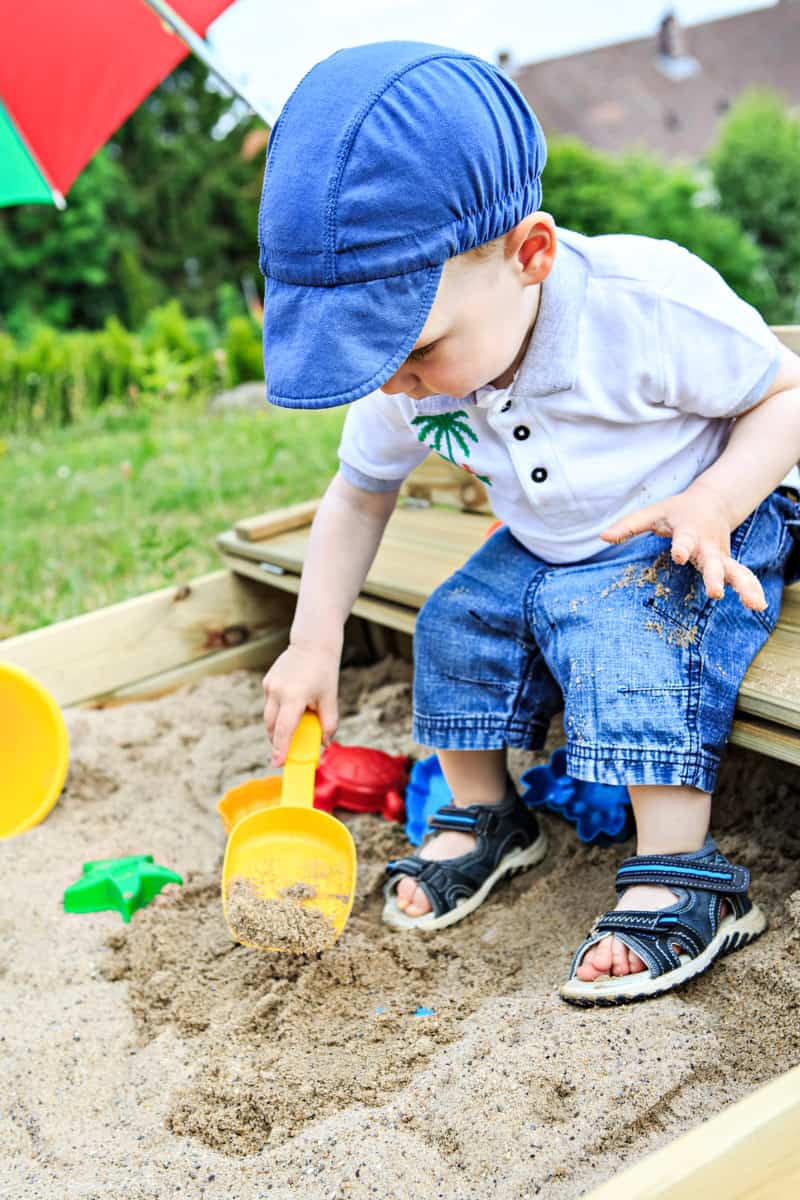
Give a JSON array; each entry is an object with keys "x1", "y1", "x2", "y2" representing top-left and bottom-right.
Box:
[{"x1": 64, "y1": 855, "x2": 182, "y2": 923}]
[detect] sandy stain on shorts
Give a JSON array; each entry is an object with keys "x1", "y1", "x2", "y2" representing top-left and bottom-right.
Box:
[
  {"x1": 600, "y1": 551, "x2": 673, "y2": 600},
  {"x1": 601, "y1": 551, "x2": 699, "y2": 645}
]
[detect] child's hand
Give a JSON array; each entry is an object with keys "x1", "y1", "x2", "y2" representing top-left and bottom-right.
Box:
[
  {"x1": 601, "y1": 481, "x2": 767, "y2": 611},
  {"x1": 262, "y1": 642, "x2": 341, "y2": 767}
]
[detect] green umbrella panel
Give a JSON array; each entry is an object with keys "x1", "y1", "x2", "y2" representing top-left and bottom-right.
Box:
[{"x1": 0, "y1": 99, "x2": 60, "y2": 207}]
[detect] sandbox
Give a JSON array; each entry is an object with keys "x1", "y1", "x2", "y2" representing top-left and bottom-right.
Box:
[{"x1": 2, "y1": 655, "x2": 800, "y2": 1200}]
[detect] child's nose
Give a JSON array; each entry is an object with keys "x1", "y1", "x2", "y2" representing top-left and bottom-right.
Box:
[{"x1": 381, "y1": 364, "x2": 419, "y2": 395}]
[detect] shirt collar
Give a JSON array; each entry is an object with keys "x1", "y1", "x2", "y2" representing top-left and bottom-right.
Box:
[
  {"x1": 511, "y1": 233, "x2": 588, "y2": 399},
  {"x1": 409, "y1": 229, "x2": 588, "y2": 416}
]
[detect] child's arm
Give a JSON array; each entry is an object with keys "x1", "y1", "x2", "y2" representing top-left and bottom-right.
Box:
[
  {"x1": 603, "y1": 343, "x2": 800, "y2": 608},
  {"x1": 262, "y1": 470, "x2": 401, "y2": 765}
]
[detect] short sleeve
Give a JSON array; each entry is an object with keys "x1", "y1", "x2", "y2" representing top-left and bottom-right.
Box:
[
  {"x1": 658, "y1": 248, "x2": 782, "y2": 419},
  {"x1": 337, "y1": 390, "x2": 429, "y2": 492}
]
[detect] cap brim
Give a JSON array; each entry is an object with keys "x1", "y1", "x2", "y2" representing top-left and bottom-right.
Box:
[{"x1": 262, "y1": 262, "x2": 444, "y2": 409}]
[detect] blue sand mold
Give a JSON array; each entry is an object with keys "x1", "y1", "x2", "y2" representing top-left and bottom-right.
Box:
[
  {"x1": 404, "y1": 750, "x2": 632, "y2": 847},
  {"x1": 520, "y1": 747, "x2": 633, "y2": 845}
]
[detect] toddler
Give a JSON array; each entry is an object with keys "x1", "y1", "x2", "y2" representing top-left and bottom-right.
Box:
[{"x1": 259, "y1": 42, "x2": 800, "y2": 1004}]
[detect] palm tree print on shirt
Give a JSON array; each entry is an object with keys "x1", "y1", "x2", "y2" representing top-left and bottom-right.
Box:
[{"x1": 410, "y1": 410, "x2": 492, "y2": 485}]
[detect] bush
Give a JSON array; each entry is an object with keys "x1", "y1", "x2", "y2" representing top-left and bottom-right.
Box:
[
  {"x1": 543, "y1": 137, "x2": 778, "y2": 318},
  {"x1": 224, "y1": 314, "x2": 264, "y2": 385},
  {"x1": 708, "y1": 89, "x2": 800, "y2": 322},
  {"x1": 0, "y1": 299, "x2": 264, "y2": 432}
]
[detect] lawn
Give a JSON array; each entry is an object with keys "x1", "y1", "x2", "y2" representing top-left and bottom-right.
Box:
[{"x1": 1, "y1": 400, "x2": 346, "y2": 637}]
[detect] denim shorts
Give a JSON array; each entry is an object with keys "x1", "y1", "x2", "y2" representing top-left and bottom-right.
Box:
[{"x1": 413, "y1": 489, "x2": 800, "y2": 794}]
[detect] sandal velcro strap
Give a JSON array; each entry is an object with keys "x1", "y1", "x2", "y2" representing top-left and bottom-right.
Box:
[
  {"x1": 429, "y1": 804, "x2": 501, "y2": 836},
  {"x1": 615, "y1": 854, "x2": 750, "y2": 894},
  {"x1": 386, "y1": 855, "x2": 485, "y2": 918},
  {"x1": 428, "y1": 805, "x2": 480, "y2": 834},
  {"x1": 595, "y1": 910, "x2": 706, "y2": 957},
  {"x1": 386, "y1": 857, "x2": 425, "y2": 878}
]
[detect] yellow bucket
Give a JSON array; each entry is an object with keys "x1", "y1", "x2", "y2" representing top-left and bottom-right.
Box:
[{"x1": 0, "y1": 662, "x2": 69, "y2": 839}]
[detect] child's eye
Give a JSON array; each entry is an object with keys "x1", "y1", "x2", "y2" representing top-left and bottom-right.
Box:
[{"x1": 409, "y1": 342, "x2": 435, "y2": 362}]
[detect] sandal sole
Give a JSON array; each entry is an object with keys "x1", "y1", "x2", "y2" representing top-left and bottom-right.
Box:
[
  {"x1": 559, "y1": 902, "x2": 768, "y2": 1006},
  {"x1": 382, "y1": 829, "x2": 549, "y2": 932}
]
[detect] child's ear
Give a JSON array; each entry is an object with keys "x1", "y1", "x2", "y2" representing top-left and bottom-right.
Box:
[{"x1": 506, "y1": 214, "x2": 557, "y2": 283}]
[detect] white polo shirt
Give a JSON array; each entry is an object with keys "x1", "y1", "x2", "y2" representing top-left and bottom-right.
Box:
[{"x1": 337, "y1": 227, "x2": 783, "y2": 564}]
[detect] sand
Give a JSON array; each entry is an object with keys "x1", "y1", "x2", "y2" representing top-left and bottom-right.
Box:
[
  {"x1": 224, "y1": 878, "x2": 336, "y2": 954},
  {"x1": 2, "y1": 655, "x2": 800, "y2": 1200}
]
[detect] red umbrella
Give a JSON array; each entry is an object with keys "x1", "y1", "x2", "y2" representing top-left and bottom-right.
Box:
[{"x1": 0, "y1": 0, "x2": 267, "y2": 207}]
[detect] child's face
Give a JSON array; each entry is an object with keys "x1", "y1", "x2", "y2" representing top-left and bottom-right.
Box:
[{"x1": 380, "y1": 215, "x2": 556, "y2": 400}]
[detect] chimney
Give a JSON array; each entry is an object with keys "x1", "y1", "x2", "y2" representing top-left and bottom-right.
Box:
[
  {"x1": 655, "y1": 10, "x2": 700, "y2": 80},
  {"x1": 658, "y1": 11, "x2": 686, "y2": 59}
]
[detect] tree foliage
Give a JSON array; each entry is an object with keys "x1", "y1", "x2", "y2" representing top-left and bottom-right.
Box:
[
  {"x1": 0, "y1": 150, "x2": 132, "y2": 334},
  {"x1": 1, "y1": 76, "x2": 797, "y2": 336},
  {"x1": 542, "y1": 137, "x2": 778, "y2": 317},
  {"x1": 110, "y1": 58, "x2": 262, "y2": 319},
  {"x1": 0, "y1": 58, "x2": 263, "y2": 334},
  {"x1": 708, "y1": 89, "x2": 800, "y2": 322}
]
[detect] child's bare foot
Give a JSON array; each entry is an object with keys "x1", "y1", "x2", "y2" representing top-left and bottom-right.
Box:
[
  {"x1": 575, "y1": 884, "x2": 731, "y2": 980},
  {"x1": 395, "y1": 829, "x2": 478, "y2": 917},
  {"x1": 575, "y1": 884, "x2": 673, "y2": 979}
]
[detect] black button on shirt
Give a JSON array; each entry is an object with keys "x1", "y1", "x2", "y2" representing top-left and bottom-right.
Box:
[
  {"x1": 500, "y1": 399, "x2": 512, "y2": 413},
  {"x1": 513, "y1": 425, "x2": 530, "y2": 441},
  {"x1": 531, "y1": 467, "x2": 548, "y2": 483}
]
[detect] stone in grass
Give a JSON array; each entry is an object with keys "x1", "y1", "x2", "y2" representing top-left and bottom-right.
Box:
[{"x1": 206, "y1": 382, "x2": 266, "y2": 414}]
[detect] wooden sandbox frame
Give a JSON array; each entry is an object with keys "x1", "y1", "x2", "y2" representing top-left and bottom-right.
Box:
[
  {"x1": 2, "y1": 324, "x2": 800, "y2": 1195},
  {"x1": 1, "y1": 558, "x2": 799, "y2": 1196}
]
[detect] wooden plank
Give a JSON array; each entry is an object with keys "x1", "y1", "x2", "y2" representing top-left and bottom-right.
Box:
[
  {"x1": 218, "y1": 554, "x2": 418, "y2": 635},
  {"x1": 773, "y1": 325, "x2": 800, "y2": 354},
  {"x1": 233, "y1": 498, "x2": 321, "y2": 542},
  {"x1": 85, "y1": 626, "x2": 291, "y2": 707},
  {"x1": 583, "y1": 1064, "x2": 800, "y2": 1200},
  {"x1": 0, "y1": 570, "x2": 296, "y2": 706},
  {"x1": 217, "y1": 503, "x2": 496, "y2": 609},
  {"x1": 221, "y1": 548, "x2": 800, "y2": 759},
  {"x1": 729, "y1": 713, "x2": 800, "y2": 766},
  {"x1": 402, "y1": 456, "x2": 492, "y2": 513},
  {"x1": 736, "y1": 587, "x2": 800, "y2": 731}
]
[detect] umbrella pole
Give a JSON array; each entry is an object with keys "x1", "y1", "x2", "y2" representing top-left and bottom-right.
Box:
[{"x1": 139, "y1": 0, "x2": 276, "y2": 127}]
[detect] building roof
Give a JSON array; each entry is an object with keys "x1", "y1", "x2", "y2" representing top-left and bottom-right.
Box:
[{"x1": 513, "y1": 1, "x2": 800, "y2": 161}]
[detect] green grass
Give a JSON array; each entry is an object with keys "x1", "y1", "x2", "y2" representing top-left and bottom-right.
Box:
[{"x1": 1, "y1": 400, "x2": 346, "y2": 637}]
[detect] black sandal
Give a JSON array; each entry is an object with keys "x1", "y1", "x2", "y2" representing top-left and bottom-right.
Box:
[
  {"x1": 561, "y1": 839, "x2": 767, "y2": 1005},
  {"x1": 382, "y1": 779, "x2": 548, "y2": 930}
]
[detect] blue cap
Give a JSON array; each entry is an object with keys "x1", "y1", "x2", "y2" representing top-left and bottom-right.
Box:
[{"x1": 258, "y1": 42, "x2": 547, "y2": 409}]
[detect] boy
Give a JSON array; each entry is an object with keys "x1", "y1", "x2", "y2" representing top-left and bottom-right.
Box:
[{"x1": 259, "y1": 42, "x2": 800, "y2": 1003}]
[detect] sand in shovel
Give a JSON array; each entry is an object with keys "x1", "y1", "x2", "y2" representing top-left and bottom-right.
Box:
[{"x1": 225, "y1": 876, "x2": 335, "y2": 954}]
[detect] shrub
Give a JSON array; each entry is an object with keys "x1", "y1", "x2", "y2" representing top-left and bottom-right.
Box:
[
  {"x1": 0, "y1": 300, "x2": 251, "y2": 432},
  {"x1": 224, "y1": 314, "x2": 264, "y2": 386},
  {"x1": 544, "y1": 136, "x2": 778, "y2": 318},
  {"x1": 708, "y1": 89, "x2": 800, "y2": 322}
]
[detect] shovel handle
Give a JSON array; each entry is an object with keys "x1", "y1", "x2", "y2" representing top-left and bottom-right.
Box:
[{"x1": 281, "y1": 711, "x2": 322, "y2": 808}]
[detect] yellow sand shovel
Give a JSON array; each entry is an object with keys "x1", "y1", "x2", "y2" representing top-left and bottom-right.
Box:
[{"x1": 221, "y1": 711, "x2": 356, "y2": 951}]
